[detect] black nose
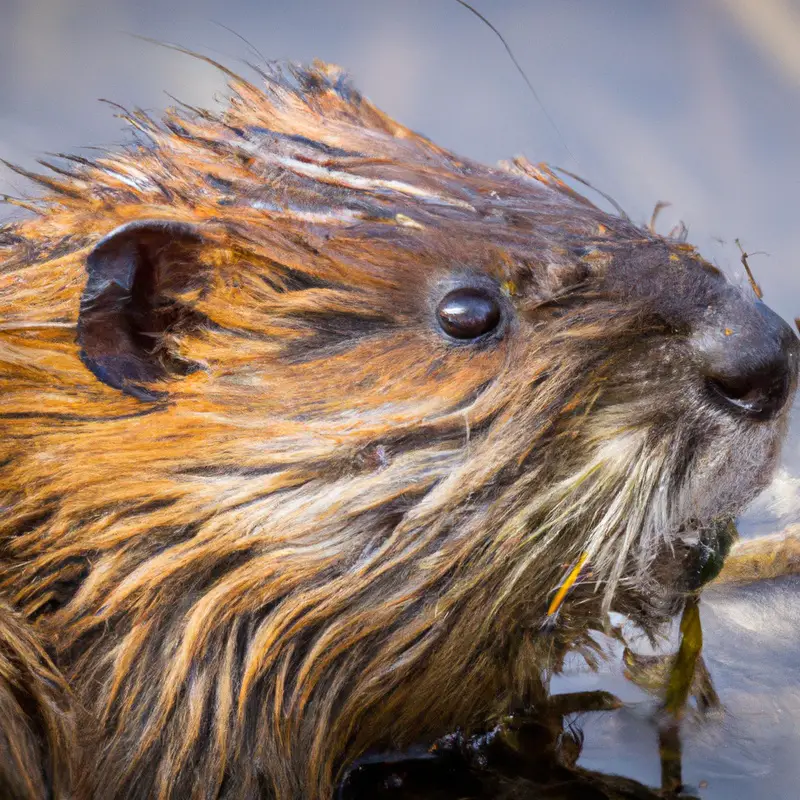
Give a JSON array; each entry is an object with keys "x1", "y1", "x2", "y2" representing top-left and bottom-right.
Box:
[{"x1": 695, "y1": 300, "x2": 799, "y2": 420}]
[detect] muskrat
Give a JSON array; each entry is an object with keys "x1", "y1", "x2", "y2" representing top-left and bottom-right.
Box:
[{"x1": 0, "y1": 60, "x2": 796, "y2": 799}]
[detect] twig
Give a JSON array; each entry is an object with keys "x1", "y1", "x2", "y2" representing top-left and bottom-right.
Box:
[
  {"x1": 712, "y1": 526, "x2": 800, "y2": 585},
  {"x1": 734, "y1": 238, "x2": 765, "y2": 300}
]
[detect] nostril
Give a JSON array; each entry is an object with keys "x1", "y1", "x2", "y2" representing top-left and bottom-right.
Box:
[
  {"x1": 695, "y1": 297, "x2": 798, "y2": 421},
  {"x1": 706, "y1": 364, "x2": 792, "y2": 420}
]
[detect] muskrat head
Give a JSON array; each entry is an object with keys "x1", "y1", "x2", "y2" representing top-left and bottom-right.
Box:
[{"x1": 0, "y1": 62, "x2": 796, "y2": 797}]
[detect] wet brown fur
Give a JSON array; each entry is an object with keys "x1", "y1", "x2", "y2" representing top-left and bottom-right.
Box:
[
  {"x1": 0, "y1": 62, "x2": 793, "y2": 798},
  {"x1": 0, "y1": 600, "x2": 75, "y2": 799}
]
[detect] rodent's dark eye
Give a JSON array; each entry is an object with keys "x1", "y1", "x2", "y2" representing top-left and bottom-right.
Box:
[{"x1": 436, "y1": 288, "x2": 501, "y2": 340}]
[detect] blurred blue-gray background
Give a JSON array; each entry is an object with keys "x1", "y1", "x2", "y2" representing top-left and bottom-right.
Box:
[{"x1": 1, "y1": 0, "x2": 798, "y2": 530}]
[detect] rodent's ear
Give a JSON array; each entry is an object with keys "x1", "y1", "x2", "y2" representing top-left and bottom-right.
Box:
[{"x1": 77, "y1": 219, "x2": 206, "y2": 401}]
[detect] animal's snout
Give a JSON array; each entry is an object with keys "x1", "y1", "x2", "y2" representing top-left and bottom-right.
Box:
[{"x1": 694, "y1": 298, "x2": 799, "y2": 420}]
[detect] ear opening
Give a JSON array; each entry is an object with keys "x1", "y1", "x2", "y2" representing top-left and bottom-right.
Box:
[{"x1": 77, "y1": 219, "x2": 207, "y2": 401}]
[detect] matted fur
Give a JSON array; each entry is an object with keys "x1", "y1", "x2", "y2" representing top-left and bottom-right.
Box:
[
  {"x1": 0, "y1": 600, "x2": 75, "y2": 798},
  {"x1": 0, "y1": 61, "x2": 794, "y2": 798}
]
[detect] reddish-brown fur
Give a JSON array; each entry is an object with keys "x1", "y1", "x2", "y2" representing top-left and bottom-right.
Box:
[
  {"x1": 0, "y1": 601, "x2": 75, "y2": 798},
  {"x1": 0, "y1": 61, "x2": 793, "y2": 798}
]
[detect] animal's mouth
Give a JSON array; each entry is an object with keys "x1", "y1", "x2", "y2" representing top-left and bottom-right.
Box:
[
  {"x1": 673, "y1": 516, "x2": 740, "y2": 591},
  {"x1": 576, "y1": 517, "x2": 739, "y2": 632}
]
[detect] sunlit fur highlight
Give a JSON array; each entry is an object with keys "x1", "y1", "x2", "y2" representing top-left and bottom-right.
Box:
[{"x1": 0, "y1": 61, "x2": 793, "y2": 798}]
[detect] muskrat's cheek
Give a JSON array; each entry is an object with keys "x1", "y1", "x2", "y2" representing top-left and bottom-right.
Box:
[{"x1": 78, "y1": 220, "x2": 208, "y2": 401}]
